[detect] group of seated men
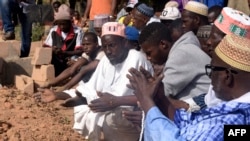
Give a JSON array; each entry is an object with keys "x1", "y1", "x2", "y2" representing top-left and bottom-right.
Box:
[{"x1": 33, "y1": 1, "x2": 250, "y2": 141}]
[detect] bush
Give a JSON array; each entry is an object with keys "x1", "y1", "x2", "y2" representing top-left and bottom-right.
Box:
[{"x1": 15, "y1": 22, "x2": 45, "y2": 42}]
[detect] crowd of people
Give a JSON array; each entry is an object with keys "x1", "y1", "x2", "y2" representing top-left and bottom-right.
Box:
[{"x1": 2, "y1": 0, "x2": 250, "y2": 140}]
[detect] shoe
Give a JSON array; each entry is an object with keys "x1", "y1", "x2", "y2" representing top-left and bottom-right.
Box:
[{"x1": 2, "y1": 32, "x2": 15, "y2": 40}]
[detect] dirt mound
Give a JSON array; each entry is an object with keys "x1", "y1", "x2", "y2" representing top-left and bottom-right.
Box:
[{"x1": 0, "y1": 86, "x2": 85, "y2": 141}]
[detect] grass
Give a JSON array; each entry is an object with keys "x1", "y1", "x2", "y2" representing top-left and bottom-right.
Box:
[{"x1": 15, "y1": 22, "x2": 45, "y2": 42}]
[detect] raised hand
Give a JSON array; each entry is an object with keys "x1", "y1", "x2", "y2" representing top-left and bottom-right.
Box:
[{"x1": 127, "y1": 67, "x2": 164, "y2": 113}]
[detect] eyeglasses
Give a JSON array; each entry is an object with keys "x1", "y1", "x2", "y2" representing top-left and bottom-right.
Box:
[{"x1": 205, "y1": 64, "x2": 238, "y2": 77}]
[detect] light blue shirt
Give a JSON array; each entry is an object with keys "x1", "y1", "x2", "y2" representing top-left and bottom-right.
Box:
[{"x1": 144, "y1": 107, "x2": 185, "y2": 141}]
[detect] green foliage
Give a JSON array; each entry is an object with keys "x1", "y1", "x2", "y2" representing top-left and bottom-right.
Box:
[
  {"x1": 31, "y1": 23, "x2": 45, "y2": 42},
  {"x1": 15, "y1": 22, "x2": 45, "y2": 42}
]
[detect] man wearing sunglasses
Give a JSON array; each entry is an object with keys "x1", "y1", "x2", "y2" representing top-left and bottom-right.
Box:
[{"x1": 127, "y1": 34, "x2": 250, "y2": 141}]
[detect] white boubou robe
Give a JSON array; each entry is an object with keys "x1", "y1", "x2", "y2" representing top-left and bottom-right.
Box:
[{"x1": 65, "y1": 49, "x2": 153, "y2": 139}]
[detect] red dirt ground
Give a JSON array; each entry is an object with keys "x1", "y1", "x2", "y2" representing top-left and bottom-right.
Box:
[{"x1": 0, "y1": 86, "x2": 86, "y2": 141}]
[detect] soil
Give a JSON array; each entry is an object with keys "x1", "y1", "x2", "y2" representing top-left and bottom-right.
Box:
[{"x1": 0, "y1": 86, "x2": 86, "y2": 141}]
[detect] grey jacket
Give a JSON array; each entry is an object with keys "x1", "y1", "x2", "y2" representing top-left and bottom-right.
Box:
[{"x1": 163, "y1": 31, "x2": 211, "y2": 100}]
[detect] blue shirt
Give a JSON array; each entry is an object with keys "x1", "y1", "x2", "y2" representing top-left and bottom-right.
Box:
[
  {"x1": 144, "y1": 101, "x2": 250, "y2": 141},
  {"x1": 195, "y1": 0, "x2": 225, "y2": 8}
]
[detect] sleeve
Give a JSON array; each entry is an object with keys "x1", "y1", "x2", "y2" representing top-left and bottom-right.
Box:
[
  {"x1": 75, "y1": 56, "x2": 107, "y2": 103},
  {"x1": 81, "y1": 53, "x2": 90, "y2": 61},
  {"x1": 184, "y1": 98, "x2": 201, "y2": 112},
  {"x1": 74, "y1": 28, "x2": 84, "y2": 50},
  {"x1": 162, "y1": 46, "x2": 206, "y2": 97},
  {"x1": 43, "y1": 28, "x2": 54, "y2": 47},
  {"x1": 95, "y1": 51, "x2": 105, "y2": 60},
  {"x1": 144, "y1": 106, "x2": 186, "y2": 141}
]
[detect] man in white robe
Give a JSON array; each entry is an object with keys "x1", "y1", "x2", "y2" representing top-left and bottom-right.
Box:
[{"x1": 35, "y1": 22, "x2": 153, "y2": 141}]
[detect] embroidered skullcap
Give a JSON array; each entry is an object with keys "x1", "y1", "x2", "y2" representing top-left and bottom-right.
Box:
[
  {"x1": 126, "y1": 0, "x2": 138, "y2": 8},
  {"x1": 214, "y1": 7, "x2": 250, "y2": 38},
  {"x1": 160, "y1": 7, "x2": 181, "y2": 20},
  {"x1": 215, "y1": 34, "x2": 250, "y2": 72},
  {"x1": 184, "y1": 1, "x2": 208, "y2": 16},
  {"x1": 54, "y1": 4, "x2": 71, "y2": 21},
  {"x1": 125, "y1": 26, "x2": 139, "y2": 41},
  {"x1": 101, "y1": 22, "x2": 126, "y2": 37},
  {"x1": 136, "y1": 3, "x2": 154, "y2": 17},
  {"x1": 94, "y1": 14, "x2": 110, "y2": 28},
  {"x1": 196, "y1": 25, "x2": 212, "y2": 38},
  {"x1": 164, "y1": 1, "x2": 179, "y2": 8}
]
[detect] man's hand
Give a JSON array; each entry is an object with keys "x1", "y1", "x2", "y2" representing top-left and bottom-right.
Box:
[
  {"x1": 81, "y1": 18, "x2": 88, "y2": 27},
  {"x1": 122, "y1": 110, "x2": 142, "y2": 128},
  {"x1": 127, "y1": 67, "x2": 164, "y2": 113},
  {"x1": 60, "y1": 91, "x2": 87, "y2": 107},
  {"x1": 52, "y1": 46, "x2": 63, "y2": 55},
  {"x1": 33, "y1": 88, "x2": 57, "y2": 103},
  {"x1": 88, "y1": 92, "x2": 117, "y2": 112}
]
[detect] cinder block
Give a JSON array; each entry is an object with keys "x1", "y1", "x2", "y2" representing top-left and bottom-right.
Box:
[
  {"x1": 32, "y1": 64, "x2": 55, "y2": 81},
  {"x1": 34, "y1": 80, "x2": 49, "y2": 92},
  {"x1": 34, "y1": 80, "x2": 48, "y2": 88},
  {"x1": 0, "y1": 41, "x2": 20, "y2": 59},
  {"x1": 4, "y1": 57, "x2": 33, "y2": 85},
  {"x1": 15, "y1": 75, "x2": 34, "y2": 94},
  {"x1": 31, "y1": 47, "x2": 52, "y2": 65},
  {"x1": 29, "y1": 41, "x2": 43, "y2": 57}
]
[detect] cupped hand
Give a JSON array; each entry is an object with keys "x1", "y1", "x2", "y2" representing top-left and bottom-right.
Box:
[{"x1": 88, "y1": 91, "x2": 117, "y2": 112}]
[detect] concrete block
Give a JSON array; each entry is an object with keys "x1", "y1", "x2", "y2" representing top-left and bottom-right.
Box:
[
  {"x1": 31, "y1": 47, "x2": 52, "y2": 65},
  {"x1": 29, "y1": 41, "x2": 43, "y2": 57},
  {"x1": 34, "y1": 80, "x2": 49, "y2": 92},
  {"x1": 32, "y1": 64, "x2": 55, "y2": 81},
  {"x1": 4, "y1": 57, "x2": 33, "y2": 85},
  {"x1": 15, "y1": 75, "x2": 34, "y2": 94},
  {"x1": 0, "y1": 41, "x2": 20, "y2": 59}
]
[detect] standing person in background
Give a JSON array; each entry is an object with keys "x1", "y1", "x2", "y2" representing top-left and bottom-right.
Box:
[
  {"x1": 52, "y1": 1, "x2": 61, "y2": 13},
  {"x1": 117, "y1": 0, "x2": 138, "y2": 26},
  {"x1": 72, "y1": 10, "x2": 82, "y2": 27},
  {"x1": 0, "y1": 0, "x2": 35, "y2": 57},
  {"x1": 82, "y1": 0, "x2": 117, "y2": 32}
]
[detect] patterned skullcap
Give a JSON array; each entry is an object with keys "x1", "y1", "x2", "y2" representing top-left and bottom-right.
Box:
[
  {"x1": 214, "y1": 7, "x2": 250, "y2": 38},
  {"x1": 54, "y1": 4, "x2": 71, "y2": 21},
  {"x1": 196, "y1": 25, "x2": 212, "y2": 38},
  {"x1": 101, "y1": 22, "x2": 126, "y2": 37},
  {"x1": 94, "y1": 14, "x2": 110, "y2": 28},
  {"x1": 160, "y1": 7, "x2": 181, "y2": 20},
  {"x1": 184, "y1": 1, "x2": 208, "y2": 16},
  {"x1": 164, "y1": 1, "x2": 179, "y2": 8},
  {"x1": 136, "y1": 3, "x2": 154, "y2": 17},
  {"x1": 215, "y1": 34, "x2": 250, "y2": 72}
]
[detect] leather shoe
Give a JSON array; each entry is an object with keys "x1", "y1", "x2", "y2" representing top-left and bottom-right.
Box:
[{"x1": 2, "y1": 32, "x2": 15, "y2": 40}]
